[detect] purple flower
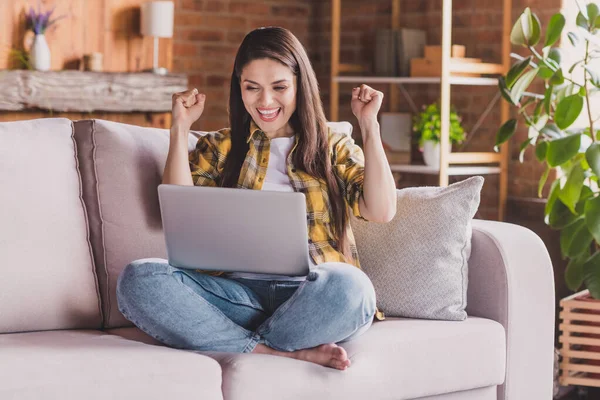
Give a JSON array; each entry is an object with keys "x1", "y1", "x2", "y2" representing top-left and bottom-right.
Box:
[{"x1": 25, "y1": 2, "x2": 64, "y2": 34}]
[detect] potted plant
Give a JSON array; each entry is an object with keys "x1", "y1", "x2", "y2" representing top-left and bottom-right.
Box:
[
  {"x1": 412, "y1": 102, "x2": 466, "y2": 169},
  {"x1": 25, "y1": 2, "x2": 65, "y2": 71},
  {"x1": 494, "y1": 3, "x2": 599, "y2": 388},
  {"x1": 495, "y1": 3, "x2": 600, "y2": 297}
]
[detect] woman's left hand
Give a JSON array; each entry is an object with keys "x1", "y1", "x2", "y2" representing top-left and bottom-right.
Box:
[{"x1": 351, "y1": 84, "x2": 384, "y2": 127}]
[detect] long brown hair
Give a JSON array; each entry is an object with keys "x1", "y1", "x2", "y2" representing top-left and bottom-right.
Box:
[{"x1": 222, "y1": 26, "x2": 350, "y2": 260}]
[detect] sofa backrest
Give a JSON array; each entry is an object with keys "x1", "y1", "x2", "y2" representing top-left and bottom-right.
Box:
[
  {"x1": 73, "y1": 119, "x2": 199, "y2": 328},
  {"x1": 0, "y1": 118, "x2": 102, "y2": 333}
]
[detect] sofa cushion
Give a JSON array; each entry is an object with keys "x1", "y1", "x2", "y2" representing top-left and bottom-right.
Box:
[
  {"x1": 351, "y1": 177, "x2": 483, "y2": 320},
  {"x1": 0, "y1": 118, "x2": 102, "y2": 333},
  {"x1": 206, "y1": 317, "x2": 505, "y2": 400},
  {"x1": 0, "y1": 329, "x2": 223, "y2": 400},
  {"x1": 73, "y1": 119, "x2": 198, "y2": 328}
]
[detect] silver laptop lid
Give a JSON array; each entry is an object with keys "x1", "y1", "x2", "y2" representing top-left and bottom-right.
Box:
[{"x1": 157, "y1": 184, "x2": 310, "y2": 276}]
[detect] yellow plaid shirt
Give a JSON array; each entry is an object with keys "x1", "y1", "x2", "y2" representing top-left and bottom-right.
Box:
[{"x1": 188, "y1": 121, "x2": 366, "y2": 268}]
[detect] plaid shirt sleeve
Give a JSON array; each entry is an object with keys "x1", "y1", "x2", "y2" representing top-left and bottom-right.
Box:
[
  {"x1": 188, "y1": 130, "x2": 229, "y2": 187},
  {"x1": 330, "y1": 129, "x2": 367, "y2": 220}
]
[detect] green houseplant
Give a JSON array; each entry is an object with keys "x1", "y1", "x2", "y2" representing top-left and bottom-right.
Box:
[
  {"x1": 413, "y1": 102, "x2": 466, "y2": 168},
  {"x1": 495, "y1": 2, "x2": 600, "y2": 297}
]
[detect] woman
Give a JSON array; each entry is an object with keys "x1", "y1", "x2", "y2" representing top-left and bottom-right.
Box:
[{"x1": 116, "y1": 27, "x2": 396, "y2": 371}]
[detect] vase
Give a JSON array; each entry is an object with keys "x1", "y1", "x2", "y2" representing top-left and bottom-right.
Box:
[
  {"x1": 30, "y1": 34, "x2": 51, "y2": 71},
  {"x1": 422, "y1": 140, "x2": 440, "y2": 169}
]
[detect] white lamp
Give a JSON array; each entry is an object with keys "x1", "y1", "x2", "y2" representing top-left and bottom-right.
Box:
[{"x1": 141, "y1": 1, "x2": 174, "y2": 75}]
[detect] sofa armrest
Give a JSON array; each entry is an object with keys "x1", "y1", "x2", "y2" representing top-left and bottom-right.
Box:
[{"x1": 467, "y1": 219, "x2": 555, "y2": 400}]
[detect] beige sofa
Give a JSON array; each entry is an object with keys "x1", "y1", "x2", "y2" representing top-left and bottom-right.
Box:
[{"x1": 0, "y1": 118, "x2": 555, "y2": 400}]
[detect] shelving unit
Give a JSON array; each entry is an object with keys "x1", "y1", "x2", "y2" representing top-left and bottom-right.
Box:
[{"x1": 329, "y1": 0, "x2": 511, "y2": 220}]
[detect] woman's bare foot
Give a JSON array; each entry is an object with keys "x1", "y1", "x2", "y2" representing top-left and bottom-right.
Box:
[{"x1": 253, "y1": 343, "x2": 351, "y2": 370}]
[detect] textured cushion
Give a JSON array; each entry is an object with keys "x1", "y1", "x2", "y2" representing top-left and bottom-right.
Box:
[
  {"x1": 203, "y1": 317, "x2": 505, "y2": 400},
  {"x1": 74, "y1": 120, "x2": 199, "y2": 328},
  {"x1": 0, "y1": 118, "x2": 102, "y2": 333},
  {"x1": 351, "y1": 176, "x2": 483, "y2": 320},
  {"x1": 0, "y1": 330, "x2": 223, "y2": 400}
]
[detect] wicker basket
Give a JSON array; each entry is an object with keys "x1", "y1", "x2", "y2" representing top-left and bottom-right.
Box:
[{"x1": 559, "y1": 290, "x2": 600, "y2": 387}]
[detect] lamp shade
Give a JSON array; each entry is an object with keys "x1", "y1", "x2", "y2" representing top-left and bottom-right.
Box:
[{"x1": 141, "y1": 1, "x2": 174, "y2": 38}]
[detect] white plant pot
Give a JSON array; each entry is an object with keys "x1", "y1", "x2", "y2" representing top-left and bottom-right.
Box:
[
  {"x1": 30, "y1": 34, "x2": 51, "y2": 71},
  {"x1": 422, "y1": 141, "x2": 440, "y2": 169}
]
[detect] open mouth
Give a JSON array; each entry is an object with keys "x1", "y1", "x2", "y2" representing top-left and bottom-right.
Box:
[{"x1": 257, "y1": 108, "x2": 281, "y2": 122}]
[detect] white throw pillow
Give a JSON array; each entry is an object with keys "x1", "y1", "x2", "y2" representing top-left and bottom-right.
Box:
[{"x1": 351, "y1": 176, "x2": 484, "y2": 321}]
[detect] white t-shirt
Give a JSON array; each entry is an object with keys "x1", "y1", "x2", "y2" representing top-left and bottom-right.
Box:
[{"x1": 226, "y1": 136, "x2": 311, "y2": 281}]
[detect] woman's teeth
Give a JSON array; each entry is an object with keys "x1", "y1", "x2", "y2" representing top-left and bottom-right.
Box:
[{"x1": 258, "y1": 108, "x2": 280, "y2": 121}]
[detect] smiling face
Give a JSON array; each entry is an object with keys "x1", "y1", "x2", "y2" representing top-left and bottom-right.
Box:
[{"x1": 240, "y1": 58, "x2": 297, "y2": 138}]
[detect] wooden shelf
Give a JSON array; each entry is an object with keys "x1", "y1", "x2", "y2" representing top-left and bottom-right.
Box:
[
  {"x1": 334, "y1": 75, "x2": 499, "y2": 86},
  {"x1": 448, "y1": 152, "x2": 504, "y2": 164},
  {"x1": 0, "y1": 70, "x2": 187, "y2": 113},
  {"x1": 338, "y1": 63, "x2": 367, "y2": 73},
  {"x1": 328, "y1": 0, "x2": 511, "y2": 220},
  {"x1": 389, "y1": 165, "x2": 501, "y2": 175}
]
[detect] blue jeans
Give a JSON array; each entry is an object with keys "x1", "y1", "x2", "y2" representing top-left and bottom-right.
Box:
[{"x1": 116, "y1": 259, "x2": 376, "y2": 353}]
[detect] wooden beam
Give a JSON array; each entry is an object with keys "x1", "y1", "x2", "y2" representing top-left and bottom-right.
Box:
[
  {"x1": 330, "y1": 0, "x2": 341, "y2": 122},
  {"x1": 498, "y1": 0, "x2": 512, "y2": 221},
  {"x1": 338, "y1": 63, "x2": 366, "y2": 73},
  {"x1": 448, "y1": 152, "x2": 504, "y2": 164},
  {"x1": 0, "y1": 70, "x2": 187, "y2": 112},
  {"x1": 438, "y1": 0, "x2": 452, "y2": 187},
  {"x1": 390, "y1": 0, "x2": 401, "y2": 113}
]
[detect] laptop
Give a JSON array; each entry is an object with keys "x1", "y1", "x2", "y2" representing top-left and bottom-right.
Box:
[{"x1": 157, "y1": 184, "x2": 311, "y2": 276}]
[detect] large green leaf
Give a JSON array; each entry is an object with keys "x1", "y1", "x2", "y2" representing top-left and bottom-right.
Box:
[
  {"x1": 583, "y1": 252, "x2": 600, "y2": 299},
  {"x1": 559, "y1": 163, "x2": 585, "y2": 213},
  {"x1": 498, "y1": 77, "x2": 515, "y2": 105},
  {"x1": 545, "y1": 13, "x2": 566, "y2": 47},
  {"x1": 577, "y1": 12, "x2": 589, "y2": 29},
  {"x1": 588, "y1": 3, "x2": 600, "y2": 24},
  {"x1": 506, "y1": 57, "x2": 533, "y2": 88},
  {"x1": 548, "y1": 48, "x2": 562, "y2": 65},
  {"x1": 561, "y1": 218, "x2": 593, "y2": 258},
  {"x1": 538, "y1": 66, "x2": 554, "y2": 79},
  {"x1": 531, "y1": 12, "x2": 542, "y2": 47},
  {"x1": 566, "y1": 251, "x2": 590, "y2": 291},
  {"x1": 555, "y1": 95, "x2": 584, "y2": 130},
  {"x1": 550, "y1": 69, "x2": 565, "y2": 85},
  {"x1": 585, "y1": 195, "x2": 600, "y2": 244},
  {"x1": 543, "y1": 86, "x2": 553, "y2": 114},
  {"x1": 538, "y1": 164, "x2": 551, "y2": 197},
  {"x1": 548, "y1": 197, "x2": 580, "y2": 229},
  {"x1": 546, "y1": 179, "x2": 559, "y2": 216},
  {"x1": 519, "y1": 138, "x2": 534, "y2": 163},
  {"x1": 568, "y1": 32, "x2": 580, "y2": 46},
  {"x1": 536, "y1": 141, "x2": 548, "y2": 161},
  {"x1": 547, "y1": 134, "x2": 582, "y2": 167},
  {"x1": 586, "y1": 143, "x2": 600, "y2": 177},
  {"x1": 541, "y1": 123, "x2": 563, "y2": 139},
  {"x1": 556, "y1": 84, "x2": 580, "y2": 104},
  {"x1": 495, "y1": 119, "x2": 517, "y2": 151},
  {"x1": 577, "y1": 185, "x2": 594, "y2": 215},
  {"x1": 510, "y1": 69, "x2": 538, "y2": 105},
  {"x1": 533, "y1": 101, "x2": 544, "y2": 119},
  {"x1": 511, "y1": 8, "x2": 541, "y2": 46}
]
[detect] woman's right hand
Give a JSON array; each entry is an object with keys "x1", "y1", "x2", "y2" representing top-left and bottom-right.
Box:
[{"x1": 171, "y1": 88, "x2": 206, "y2": 133}]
